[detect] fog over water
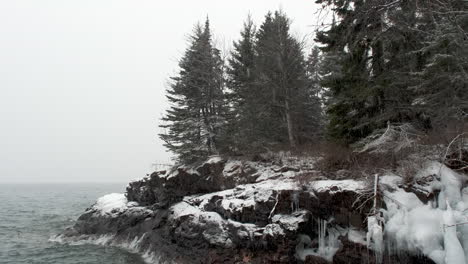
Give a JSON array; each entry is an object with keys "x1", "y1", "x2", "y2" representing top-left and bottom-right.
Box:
[{"x1": 0, "y1": 0, "x2": 319, "y2": 183}]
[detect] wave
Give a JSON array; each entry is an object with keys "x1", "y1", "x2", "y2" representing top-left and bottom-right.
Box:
[{"x1": 49, "y1": 233, "x2": 167, "y2": 264}]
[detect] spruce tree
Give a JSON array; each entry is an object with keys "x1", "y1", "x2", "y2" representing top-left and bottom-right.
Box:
[
  {"x1": 304, "y1": 46, "x2": 325, "y2": 140},
  {"x1": 315, "y1": 0, "x2": 382, "y2": 144},
  {"x1": 254, "y1": 11, "x2": 321, "y2": 148},
  {"x1": 225, "y1": 16, "x2": 258, "y2": 151},
  {"x1": 315, "y1": 0, "x2": 427, "y2": 143},
  {"x1": 316, "y1": 0, "x2": 467, "y2": 144},
  {"x1": 411, "y1": 0, "x2": 468, "y2": 129},
  {"x1": 159, "y1": 19, "x2": 226, "y2": 162}
]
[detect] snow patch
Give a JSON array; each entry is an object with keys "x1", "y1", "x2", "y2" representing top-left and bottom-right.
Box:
[
  {"x1": 312, "y1": 180, "x2": 364, "y2": 193},
  {"x1": 272, "y1": 211, "x2": 309, "y2": 232},
  {"x1": 380, "y1": 174, "x2": 402, "y2": 187},
  {"x1": 169, "y1": 201, "x2": 235, "y2": 248},
  {"x1": 206, "y1": 156, "x2": 223, "y2": 164},
  {"x1": 264, "y1": 223, "x2": 285, "y2": 237},
  {"x1": 347, "y1": 228, "x2": 367, "y2": 245},
  {"x1": 92, "y1": 193, "x2": 134, "y2": 217},
  {"x1": 170, "y1": 201, "x2": 201, "y2": 219}
]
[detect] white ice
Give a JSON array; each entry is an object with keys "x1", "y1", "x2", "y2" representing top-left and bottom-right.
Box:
[{"x1": 381, "y1": 161, "x2": 468, "y2": 264}]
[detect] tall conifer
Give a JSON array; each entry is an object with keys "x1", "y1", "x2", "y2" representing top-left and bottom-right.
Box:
[
  {"x1": 225, "y1": 16, "x2": 258, "y2": 151},
  {"x1": 159, "y1": 19, "x2": 226, "y2": 162}
]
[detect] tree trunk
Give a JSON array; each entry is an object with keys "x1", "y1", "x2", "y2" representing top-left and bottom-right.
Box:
[
  {"x1": 201, "y1": 107, "x2": 217, "y2": 155},
  {"x1": 285, "y1": 100, "x2": 296, "y2": 148}
]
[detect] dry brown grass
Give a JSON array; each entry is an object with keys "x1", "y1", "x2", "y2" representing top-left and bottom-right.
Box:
[
  {"x1": 295, "y1": 170, "x2": 326, "y2": 186},
  {"x1": 244, "y1": 123, "x2": 468, "y2": 184},
  {"x1": 311, "y1": 141, "x2": 409, "y2": 179}
]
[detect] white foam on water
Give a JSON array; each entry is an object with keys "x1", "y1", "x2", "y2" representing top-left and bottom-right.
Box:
[{"x1": 49, "y1": 233, "x2": 168, "y2": 264}]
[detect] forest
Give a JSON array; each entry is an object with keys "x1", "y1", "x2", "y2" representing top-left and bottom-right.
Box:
[{"x1": 159, "y1": 0, "x2": 468, "y2": 163}]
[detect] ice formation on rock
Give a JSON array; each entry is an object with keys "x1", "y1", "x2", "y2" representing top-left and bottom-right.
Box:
[
  {"x1": 296, "y1": 219, "x2": 342, "y2": 262},
  {"x1": 379, "y1": 162, "x2": 468, "y2": 264},
  {"x1": 367, "y1": 215, "x2": 383, "y2": 263}
]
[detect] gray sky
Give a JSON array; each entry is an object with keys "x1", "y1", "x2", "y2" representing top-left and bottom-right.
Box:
[{"x1": 0, "y1": 0, "x2": 320, "y2": 183}]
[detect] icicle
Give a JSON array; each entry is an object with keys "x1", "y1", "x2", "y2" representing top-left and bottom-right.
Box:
[
  {"x1": 291, "y1": 191, "x2": 300, "y2": 212},
  {"x1": 367, "y1": 215, "x2": 384, "y2": 264},
  {"x1": 295, "y1": 219, "x2": 341, "y2": 262},
  {"x1": 317, "y1": 219, "x2": 341, "y2": 261},
  {"x1": 318, "y1": 219, "x2": 327, "y2": 255},
  {"x1": 443, "y1": 201, "x2": 466, "y2": 264}
]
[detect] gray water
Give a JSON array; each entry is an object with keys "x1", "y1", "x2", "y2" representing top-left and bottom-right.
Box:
[{"x1": 0, "y1": 183, "x2": 146, "y2": 264}]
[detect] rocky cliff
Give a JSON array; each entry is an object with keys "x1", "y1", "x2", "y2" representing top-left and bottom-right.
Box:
[{"x1": 56, "y1": 153, "x2": 468, "y2": 264}]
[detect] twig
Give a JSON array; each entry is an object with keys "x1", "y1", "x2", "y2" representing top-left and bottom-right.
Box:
[
  {"x1": 440, "y1": 132, "x2": 467, "y2": 175},
  {"x1": 268, "y1": 191, "x2": 281, "y2": 219}
]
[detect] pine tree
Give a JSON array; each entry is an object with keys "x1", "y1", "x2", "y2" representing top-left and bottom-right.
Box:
[
  {"x1": 316, "y1": 0, "x2": 467, "y2": 144},
  {"x1": 251, "y1": 12, "x2": 287, "y2": 147},
  {"x1": 411, "y1": 0, "x2": 468, "y2": 129},
  {"x1": 254, "y1": 11, "x2": 320, "y2": 148},
  {"x1": 225, "y1": 16, "x2": 258, "y2": 151},
  {"x1": 315, "y1": 1, "x2": 374, "y2": 144},
  {"x1": 304, "y1": 46, "x2": 325, "y2": 140},
  {"x1": 159, "y1": 19, "x2": 226, "y2": 162},
  {"x1": 315, "y1": 0, "x2": 428, "y2": 143}
]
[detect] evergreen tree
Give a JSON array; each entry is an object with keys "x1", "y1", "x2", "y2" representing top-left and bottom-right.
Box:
[
  {"x1": 305, "y1": 46, "x2": 325, "y2": 140},
  {"x1": 225, "y1": 16, "x2": 259, "y2": 151},
  {"x1": 316, "y1": 0, "x2": 467, "y2": 144},
  {"x1": 251, "y1": 12, "x2": 287, "y2": 147},
  {"x1": 306, "y1": 46, "x2": 322, "y2": 96},
  {"x1": 159, "y1": 19, "x2": 226, "y2": 162},
  {"x1": 254, "y1": 11, "x2": 321, "y2": 148},
  {"x1": 315, "y1": 0, "x2": 375, "y2": 143},
  {"x1": 411, "y1": 0, "x2": 468, "y2": 129},
  {"x1": 315, "y1": 0, "x2": 428, "y2": 143}
]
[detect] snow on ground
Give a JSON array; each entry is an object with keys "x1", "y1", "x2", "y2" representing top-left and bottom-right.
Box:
[
  {"x1": 379, "y1": 174, "x2": 402, "y2": 187},
  {"x1": 191, "y1": 178, "x2": 300, "y2": 214},
  {"x1": 311, "y1": 179, "x2": 365, "y2": 193},
  {"x1": 127, "y1": 175, "x2": 151, "y2": 187},
  {"x1": 251, "y1": 165, "x2": 282, "y2": 182},
  {"x1": 272, "y1": 211, "x2": 309, "y2": 231},
  {"x1": 165, "y1": 166, "x2": 200, "y2": 180},
  {"x1": 93, "y1": 193, "x2": 128, "y2": 216},
  {"x1": 347, "y1": 228, "x2": 366, "y2": 245},
  {"x1": 169, "y1": 200, "x2": 255, "y2": 247},
  {"x1": 170, "y1": 201, "x2": 202, "y2": 219},
  {"x1": 122, "y1": 156, "x2": 468, "y2": 263},
  {"x1": 91, "y1": 193, "x2": 141, "y2": 217},
  {"x1": 206, "y1": 155, "x2": 223, "y2": 164}
]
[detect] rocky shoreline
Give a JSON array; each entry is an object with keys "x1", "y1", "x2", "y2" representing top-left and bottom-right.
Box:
[{"x1": 57, "y1": 154, "x2": 465, "y2": 263}]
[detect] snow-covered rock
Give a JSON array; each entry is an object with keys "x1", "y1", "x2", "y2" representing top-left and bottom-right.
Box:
[
  {"x1": 92, "y1": 193, "x2": 131, "y2": 216},
  {"x1": 60, "y1": 155, "x2": 460, "y2": 264}
]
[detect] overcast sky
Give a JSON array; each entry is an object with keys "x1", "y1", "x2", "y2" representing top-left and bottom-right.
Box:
[{"x1": 0, "y1": 0, "x2": 320, "y2": 183}]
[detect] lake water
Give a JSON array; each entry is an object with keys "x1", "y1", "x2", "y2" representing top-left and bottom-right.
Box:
[{"x1": 0, "y1": 183, "x2": 146, "y2": 264}]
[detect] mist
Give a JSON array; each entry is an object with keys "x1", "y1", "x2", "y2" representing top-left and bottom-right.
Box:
[{"x1": 0, "y1": 0, "x2": 319, "y2": 183}]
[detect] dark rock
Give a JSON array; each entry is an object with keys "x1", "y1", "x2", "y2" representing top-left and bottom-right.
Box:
[
  {"x1": 304, "y1": 255, "x2": 329, "y2": 264},
  {"x1": 126, "y1": 158, "x2": 263, "y2": 209},
  {"x1": 65, "y1": 157, "x2": 435, "y2": 264},
  {"x1": 274, "y1": 166, "x2": 300, "y2": 173}
]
